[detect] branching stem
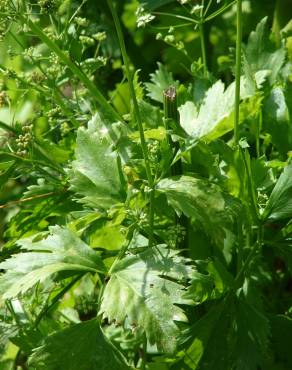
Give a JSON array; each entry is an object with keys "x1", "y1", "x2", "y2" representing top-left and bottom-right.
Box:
[{"x1": 107, "y1": 0, "x2": 155, "y2": 247}]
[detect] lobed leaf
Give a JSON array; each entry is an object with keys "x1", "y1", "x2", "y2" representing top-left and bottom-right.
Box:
[
  {"x1": 100, "y1": 246, "x2": 194, "y2": 353},
  {"x1": 262, "y1": 163, "x2": 292, "y2": 220},
  {"x1": 0, "y1": 226, "x2": 106, "y2": 299},
  {"x1": 145, "y1": 63, "x2": 179, "y2": 103},
  {"x1": 29, "y1": 319, "x2": 130, "y2": 370},
  {"x1": 68, "y1": 115, "x2": 125, "y2": 209}
]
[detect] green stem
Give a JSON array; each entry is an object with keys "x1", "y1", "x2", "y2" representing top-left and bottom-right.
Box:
[
  {"x1": 234, "y1": 228, "x2": 262, "y2": 288},
  {"x1": 199, "y1": 22, "x2": 207, "y2": 77},
  {"x1": 107, "y1": 0, "x2": 154, "y2": 247},
  {"x1": 34, "y1": 275, "x2": 81, "y2": 328},
  {"x1": 205, "y1": 1, "x2": 236, "y2": 22},
  {"x1": 234, "y1": 0, "x2": 242, "y2": 145},
  {"x1": 19, "y1": 14, "x2": 122, "y2": 123},
  {"x1": 153, "y1": 11, "x2": 198, "y2": 25},
  {"x1": 199, "y1": 1, "x2": 208, "y2": 77},
  {"x1": 163, "y1": 86, "x2": 181, "y2": 176},
  {"x1": 0, "y1": 120, "x2": 16, "y2": 133},
  {"x1": 256, "y1": 108, "x2": 262, "y2": 158}
]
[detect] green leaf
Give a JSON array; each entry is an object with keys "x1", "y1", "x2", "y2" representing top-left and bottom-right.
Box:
[
  {"x1": 244, "y1": 17, "x2": 286, "y2": 84},
  {"x1": 178, "y1": 80, "x2": 261, "y2": 141},
  {"x1": 182, "y1": 298, "x2": 233, "y2": 369},
  {"x1": 145, "y1": 63, "x2": 179, "y2": 103},
  {"x1": 29, "y1": 319, "x2": 130, "y2": 370},
  {"x1": 184, "y1": 259, "x2": 234, "y2": 304},
  {"x1": 100, "y1": 246, "x2": 193, "y2": 353},
  {"x1": 68, "y1": 115, "x2": 125, "y2": 209},
  {"x1": 263, "y1": 87, "x2": 292, "y2": 153},
  {"x1": 178, "y1": 81, "x2": 233, "y2": 139},
  {"x1": 21, "y1": 16, "x2": 122, "y2": 123},
  {"x1": 0, "y1": 322, "x2": 18, "y2": 355},
  {"x1": 262, "y1": 163, "x2": 292, "y2": 220},
  {"x1": 157, "y1": 176, "x2": 240, "y2": 245},
  {"x1": 233, "y1": 295, "x2": 270, "y2": 370},
  {"x1": 0, "y1": 161, "x2": 16, "y2": 191},
  {"x1": 0, "y1": 226, "x2": 106, "y2": 299},
  {"x1": 270, "y1": 315, "x2": 292, "y2": 368}
]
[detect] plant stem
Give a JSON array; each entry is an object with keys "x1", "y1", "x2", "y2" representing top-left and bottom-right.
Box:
[
  {"x1": 199, "y1": 22, "x2": 208, "y2": 77},
  {"x1": 107, "y1": 0, "x2": 154, "y2": 248},
  {"x1": 256, "y1": 108, "x2": 262, "y2": 158},
  {"x1": 153, "y1": 11, "x2": 198, "y2": 25},
  {"x1": 199, "y1": 1, "x2": 208, "y2": 77},
  {"x1": 34, "y1": 275, "x2": 81, "y2": 328},
  {"x1": 205, "y1": 1, "x2": 236, "y2": 22},
  {"x1": 163, "y1": 86, "x2": 181, "y2": 176},
  {"x1": 19, "y1": 14, "x2": 122, "y2": 124},
  {"x1": 234, "y1": 0, "x2": 242, "y2": 145}
]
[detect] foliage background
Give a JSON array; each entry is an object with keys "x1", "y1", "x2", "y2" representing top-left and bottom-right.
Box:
[{"x1": 0, "y1": 0, "x2": 292, "y2": 369}]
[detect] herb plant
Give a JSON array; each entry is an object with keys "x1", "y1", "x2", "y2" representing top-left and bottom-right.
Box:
[{"x1": 0, "y1": 0, "x2": 292, "y2": 369}]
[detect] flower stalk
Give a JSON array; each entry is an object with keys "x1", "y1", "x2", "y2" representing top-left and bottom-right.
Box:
[{"x1": 234, "y1": 0, "x2": 242, "y2": 144}]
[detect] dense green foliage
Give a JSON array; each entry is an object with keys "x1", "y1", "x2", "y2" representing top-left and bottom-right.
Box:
[{"x1": 0, "y1": 0, "x2": 292, "y2": 369}]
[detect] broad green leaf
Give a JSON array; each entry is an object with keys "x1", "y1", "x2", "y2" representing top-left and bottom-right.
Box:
[
  {"x1": 100, "y1": 246, "x2": 193, "y2": 353},
  {"x1": 138, "y1": 100, "x2": 164, "y2": 128},
  {"x1": 178, "y1": 80, "x2": 261, "y2": 141},
  {"x1": 262, "y1": 163, "x2": 292, "y2": 220},
  {"x1": 29, "y1": 319, "x2": 130, "y2": 370},
  {"x1": 184, "y1": 259, "x2": 234, "y2": 304},
  {"x1": 145, "y1": 63, "x2": 179, "y2": 103},
  {"x1": 68, "y1": 115, "x2": 125, "y2": 209},
  {"x1": 233, "y1": 295, "x2": 270, "y2": 370},
  {"x1": 270, "y1": 315, "x2": 292, "y2": 369},
  {"x1": 179, "y1": 80, "x2": 233, "y2": 138},
  {"x1": 0, "y1": 226, "x2": 106, "y2": 299},
  {"x1": 244, "y1": 17, "x2": 286, "y2": 84},
  {"x1": 0, "y1": 322, "x2": 17, "y2": 355},
  {"x1": 182, "y1": 298, "x2": 233, "y2": 369},
  {"x1": 157, "y1": 176, "x2": 240, "y2": 245},
  {"x1": 263, "y1": 87, "x2": 292, "y2": 153}
]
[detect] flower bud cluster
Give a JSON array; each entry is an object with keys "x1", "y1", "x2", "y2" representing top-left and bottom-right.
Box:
[
  {"x1": 48, "y1": 106, "x2": 61, "y2": 125},
  {"x1": 27, "y1": 71, "x2": 46, "y2": 84},
  {"x1": 93, "y1": 32, "x2": 106, "y2": 42},
  {"x1": 147, "y1": 140, "x2": 160, "y2": 162},
  {"x1": 75, "y1": 17, "x2": 89, "y2": 27},
  {"x1": 79, "y1": 35, "x2": 95, "y2": 46},
  {"x1": 136, "y1": 6, "x2": 155, "y2": 28},
  {"x1": 138, "y1": 211, "x2": 148, "y2": 227},
  {"x1": 60, "y1": 121, "x2": 71, "y2": 136},
  {"x1": 48, "y1": 53, "x2": 60, "y2": 74},
  {"x1": 38, "y1": 0, "x2": 58, "y2": 13},
  {"x1": 156, "y1": 31, "x2": 185, "y2": 51},
  {"x1": 15, "y1": 123, "x2": 33, "y2": 156}
]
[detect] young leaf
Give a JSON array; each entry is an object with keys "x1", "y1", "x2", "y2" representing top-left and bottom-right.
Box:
[
  {"x1": 145, "y1": 63, "x2": 179, "y2": 103},
  {"x1": 29, "y1": 319, "x2": 130, "y2": 370},
  {"x1": 0, "y1": 226, "x2": 106, "y2": 299},
  {"x1": 244, "y1": 17, "x2": 286, "y2": 84},
  {"x1": 100, "y1": 246, "x2": 193, "y2": 353},
  {"x1": 68, "y1": 116, "x2": 125, "y2": 209},
  {"x1": 262, "y1": 163, "x2": 292, "y2": 220},
  {"x1": 178, "y1": 80, "x2": 259, "y2": 141}
]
